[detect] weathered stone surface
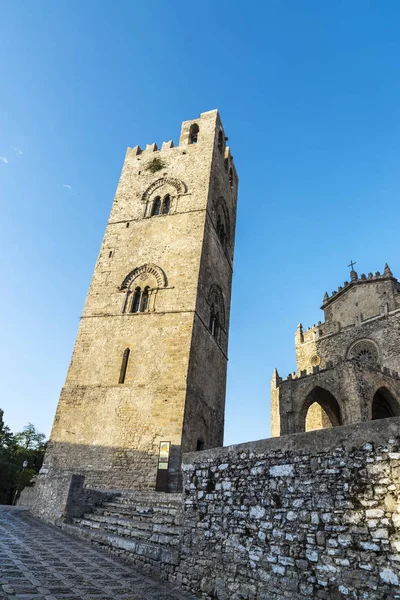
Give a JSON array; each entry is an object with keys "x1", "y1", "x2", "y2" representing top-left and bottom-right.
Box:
[
  {"x1": 178, "y1": 418, "x2": 400, "y2": 599},
  {"x1": 25, "y1": 110, "x2": 238, "y2": 497}
]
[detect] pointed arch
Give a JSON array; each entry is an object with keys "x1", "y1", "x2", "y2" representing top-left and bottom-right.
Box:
[
  {"x1": 372, "y1": 387, "x2": 400, "y2": 420},
  {"x1": 301, "y1": 387, "x2": 342, "y2": 432},
  {"x1": 121, "y1": 263, "x2": 168, "y2": 290}
]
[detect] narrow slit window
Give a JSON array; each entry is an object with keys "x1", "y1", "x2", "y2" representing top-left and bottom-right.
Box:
[
  {"x1": 152, "y1": 197, "x2": 161, "y2": 216},
  {"x1": 218, "y1": 131, "x2": 224, "y2": 154},
  {"x1": 108, "y1": 250, "x2": 113, "y2": 258},
  {"x1": 126, "y1": 222, "x2": 130, "y2": 228},
  {"x1": 131, "y1": 287, "x2": 141, "y2": 313},
  {"x1": 229, "y1": 168, "x2": 233, "y2": 188},
  {"x1": 162, "y1": 195, "x2": 171, "y2": 215},
  {"x1": 119, "y1": 348, "x2": 130, "y2": 384},
  {"x1": 141, "y1": 286, "x2": 149, "y2": 312},
  {"x1": 196, "y1": 438, "x2": 205, "y2": 451}
]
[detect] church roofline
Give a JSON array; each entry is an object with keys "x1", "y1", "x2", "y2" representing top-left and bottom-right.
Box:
[{"x1": 321, "y1": 264, "x2": 398, "y2": 309}]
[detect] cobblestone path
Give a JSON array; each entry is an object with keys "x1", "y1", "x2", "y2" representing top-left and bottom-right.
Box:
[{"x1": 0, "y1": 507, "x2": 194, "y2": 600}]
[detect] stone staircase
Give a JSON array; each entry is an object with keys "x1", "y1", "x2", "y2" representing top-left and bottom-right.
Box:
[{"x1": 62, "y1": 489, "x2": 183, "y2": 578}]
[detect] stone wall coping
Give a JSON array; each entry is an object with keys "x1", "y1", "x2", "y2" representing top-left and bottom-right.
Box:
[{"x1": 182, "y1": 416, "x2": 400, "y2": 465}]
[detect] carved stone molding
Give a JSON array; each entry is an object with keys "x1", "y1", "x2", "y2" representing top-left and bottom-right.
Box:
[
  {"x1": 120, "y1": 263, "x2": 168, "y2": 290},
  {"x1": 141, "y1": 177, "x2": 187, "y2": 203}
]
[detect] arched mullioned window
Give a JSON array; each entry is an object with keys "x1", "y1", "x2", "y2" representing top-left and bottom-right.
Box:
[
  {"x1": 131, "y1": 287, "x2": 142, "y2": 313},
  {"x1": 140, "y1": 286, "x2": 150, "y2": 312},
  {"x1": 130, "y1": 287, "x2": 151, "y2": 313},
  {"x1": 218, "y1": 130, "x2": 224, "y2": 154},
  {"x1": 189, "y1": 123, "x2": 199, "y2": 144},
  {"x1": 162, "y1": 195, "x2": 171, "y2": 215},
  {"x1": 151, "y1": 197, "x2": 161, "y2": 216},
  {"x1": 119, "y1": 348, "x2": 130, "y2": 384}
]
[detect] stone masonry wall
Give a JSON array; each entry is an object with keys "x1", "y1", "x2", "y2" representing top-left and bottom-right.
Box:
[
  {"x1": 44, "y1": 110, "x2": 237, "y2": 493},
  {"x1": 177, "y1": 418, "x2": 400, "y2": 600}
]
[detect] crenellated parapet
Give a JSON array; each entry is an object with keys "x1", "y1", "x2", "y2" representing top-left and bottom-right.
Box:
[{"x1": 125, "y1": 109, "x2": 238, "y2": 183}]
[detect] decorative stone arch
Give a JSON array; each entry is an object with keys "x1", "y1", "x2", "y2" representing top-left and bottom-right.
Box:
[
  {"x1": 347, "y1": 338, "x2": 380, "y2": 367},
  {"x1": 120, "y1": 263, "x2": 168, "y2": 290},
  {"x1": 142, "y1": 177, "x2": 187, "y2": 218},
  {"x1": 300, "y1": 386, "x2": 343, "y2": 433},
  {"x1": 213, "y1": 196, "x2": 231, "y2": 250},
  {"x1": 208, "y1": 284, "x2": 226, "y2": 330},
  {"x1": 141, "y1": 177, "x2": 186, "y2": 203},
  {"x1": 371, "y1": 386, "x2": 400, "y2": 420}
]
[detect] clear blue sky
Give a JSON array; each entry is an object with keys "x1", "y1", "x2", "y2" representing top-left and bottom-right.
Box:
[{"x1": 1, "y1": 1, "x2": 400, "y2": 445}]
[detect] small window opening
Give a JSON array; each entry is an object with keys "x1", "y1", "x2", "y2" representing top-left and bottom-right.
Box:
[
  {"x1": 229, "y1": 168, "x2": 234, "y2": 188},
  {"x1": 189, "y1": 123, "x2": 199, "y2": 144},
  {"x1": 126, "y1": 222, "x2": 130, "y2": 228},
  {"x1": 209, "y1": 306, "x2": 219, "y2": 339},
  {"x1": 140, "y1": 286, "x2": 150, "y2": 312},
  {"x1": 108, "y1": 250, "x2": 113, "y2": 258},
  {"x1": 151, "y1": 197, "x2": 161, "y2": 216},
  {"x1": 119, "y1": 348, "x2": 130, "y2": 384},
  {"x1": 216, "y1": 215, "x2": 226, "y2": 249},
  {"x1": 131, "y1": 287, "x2": 141, "y2": 313},
  {"x1": 196, "y1": 438, "x2": 205, "y2": 451},
  {"x1": 162, "y1": 195, "x2": 171, "y2": 215},
  {"x1": 218, "y1": 131, "x2": 224, "y2": 154}
]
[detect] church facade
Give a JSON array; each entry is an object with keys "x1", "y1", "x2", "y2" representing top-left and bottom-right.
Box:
[
  {"x1": 271, "y1": 264, "x2": 400, "y2": 437},
  {"x1": 41, "y1": 110, "x2": 238, "y2": 492}
]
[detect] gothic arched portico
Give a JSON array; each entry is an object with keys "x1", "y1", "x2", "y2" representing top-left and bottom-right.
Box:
[
  {"x1": 371, "y1": 387, "x2": 400, "y2": 420},
  {"x1": 300, "y1": 387, "x2": 343, "y2": 433}
]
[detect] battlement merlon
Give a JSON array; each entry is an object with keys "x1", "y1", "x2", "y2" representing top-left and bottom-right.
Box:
[{"x1": 125, "y1": 109, "x2": 238, "y2": 180}]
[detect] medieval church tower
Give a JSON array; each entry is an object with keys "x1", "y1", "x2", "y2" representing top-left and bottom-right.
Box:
[{"x1": 44, "y1": 110, "x2": 238, "y2": 492}]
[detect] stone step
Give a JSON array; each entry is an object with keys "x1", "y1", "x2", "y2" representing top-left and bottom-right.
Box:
[
  {"x1": 110, "y1": 491, "x2": 182, "y2": 509},
  {"x1": 78, "y1": 512, "x2": 181, "y2": 539},
  {"x1": 95, "y1": 502, "x2": 180, "y2": 523},
  {"x1": 73, "y1": 517, "x2": 167, "y2": 544},
  {"x1": 62, "y1": 522, "x2": 179, "y2": 566}
]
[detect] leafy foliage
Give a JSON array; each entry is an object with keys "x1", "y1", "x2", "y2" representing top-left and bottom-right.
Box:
[
  {"x1": 145, "y1": 157, "x2": 166, "y2": 173},
  {"x1": 0, "y1": 409, "x2": 47, "y2": 504}
]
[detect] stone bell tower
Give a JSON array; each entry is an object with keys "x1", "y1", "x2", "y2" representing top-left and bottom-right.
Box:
[{"x1": 42, "y1": 110, "x2": 238, "y2": 492}]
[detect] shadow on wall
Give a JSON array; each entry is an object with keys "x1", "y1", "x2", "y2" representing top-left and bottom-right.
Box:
[{"x1": 17, "y1": 440, "x2": 183, "y2": 523}]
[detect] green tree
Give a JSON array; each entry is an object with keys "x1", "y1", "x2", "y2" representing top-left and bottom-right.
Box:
[
  {"x1": 15, "y1": 422, "x2": 46, "y2": 451},
  {"x1": 0, "y1": 409, "x2": 19, "y2": 504},
  {"x1": 0, "y1": 411, "x2": 47, "y2": 504}
]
